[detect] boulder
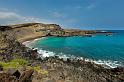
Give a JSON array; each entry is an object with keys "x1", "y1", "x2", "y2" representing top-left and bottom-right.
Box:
[
  {"x1": 19, "y1": 69, "x2": 34, "y2": 82},
  {"x1": 6, "y1": 68, "x2": 21, "y2": 79}
]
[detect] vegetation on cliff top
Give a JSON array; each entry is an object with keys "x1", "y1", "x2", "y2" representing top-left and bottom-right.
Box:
[
  {"x1": 0, "y1": 58, "x2": 28, "y2": 69},
  {"x1": 0, "y1": 23, "x2": 124, "y2": 82}
]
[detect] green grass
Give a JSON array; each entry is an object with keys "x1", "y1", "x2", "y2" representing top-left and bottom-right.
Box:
[
  {"x1": 0, "y1": 61, "x2": 19, "y2": 69},
  {"x1": 11, "y1": 59, "x2": 28, "y2": 65},
  {"x1": 0, "y1": 58, "x2": 28, "y2": 69},
  {"x1": 34, "y1": 66, "x2": 48, "y2": 75},
  {"x1": 0, "y1": 50, "x2": 5, "y2": 53},
  {"x1": 0, "y1": 58, "x2": 48, "y2": 75}
]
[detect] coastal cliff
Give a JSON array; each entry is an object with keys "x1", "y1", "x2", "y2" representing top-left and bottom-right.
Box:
[
  {"x1": 0, "y1": 23, "x2": 124, "y2": 82},
  {"x1": 0, "y1": 23, "x2": 96, "y2": 42}
]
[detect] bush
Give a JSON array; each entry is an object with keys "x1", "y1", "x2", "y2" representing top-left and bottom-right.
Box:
[
  {"x1": 0, "y1": 61, "x2": 19, "y2": 69},
  {"x1": 34, "y1": 66, "x2": 48, "y2": 75},
  {"x1": 11, "y1": 59, "x2": 28, "y2": 65},
  {"x1": 0, "y1": 58, "x2": 28, "y2": 69}
]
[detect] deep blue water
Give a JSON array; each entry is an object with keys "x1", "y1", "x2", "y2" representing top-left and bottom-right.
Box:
[{"x1": 30, "y1": 30, "x2": 124, "y2": 68}]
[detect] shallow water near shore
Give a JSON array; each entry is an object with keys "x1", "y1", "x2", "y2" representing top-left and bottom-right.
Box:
[{"x1": 27, "y1": 30, "x2": 124, "y2": 68}]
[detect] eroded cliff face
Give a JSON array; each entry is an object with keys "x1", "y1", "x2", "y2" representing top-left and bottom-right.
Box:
[
  {"x1": 0, "y1": 33, "x2": 8, "y2": 49},
  {"x1": 0, "y1": 23, "x2": 96, "y2": 43},
  {"x1": 9, "y1": 23, "x2": 64, "y2": 42},
  {"x1": 0, "y1": 23, "x2": 124, "y2": 82},
  {"x1": 0, "y1": 23, "x2": 61, "y2": 49}
]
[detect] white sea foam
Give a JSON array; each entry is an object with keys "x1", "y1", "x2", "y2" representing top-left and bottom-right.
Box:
[
  {"x1": 101, "y1": 30, "x2": 107, "y2": 32},
  {"x1": 36, "y1": 48, "x2": 123, "y2": 68},
  {"x1": 22, "y1": 41, "x2": 33, "y2": 48},
  {"x1": 22, "y1": 39, "x2": 123, "y2": 69},
  {"x1": 38, "y1": 49, "x2": 55, "y2": 57},
  {"x1": 93, "y1": 60, "x2": 122, "y2": 68},
  {"x1": 22, "y1": 37, "x2": 46, "y2": 48}
]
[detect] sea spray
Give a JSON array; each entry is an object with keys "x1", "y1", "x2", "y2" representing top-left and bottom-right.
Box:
[{"x1": 22, "y1": 33, "x2": 124, "y2": 68}]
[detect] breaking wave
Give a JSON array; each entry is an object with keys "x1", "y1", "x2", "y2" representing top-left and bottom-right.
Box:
[
  {"x1": 23, "y1": 38, "x2": 123, "y2": 69},
  {"x1": 36, "y1": 48, "x2": 123, "y2": 68}
]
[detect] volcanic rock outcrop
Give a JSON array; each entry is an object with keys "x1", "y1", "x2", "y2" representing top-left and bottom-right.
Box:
[
  {"x1": 1, "y1": 23, "x2": 122, "y2": 82},
  {"x1": 0, "y1": 23, "x2": 96, "y2": 42}
]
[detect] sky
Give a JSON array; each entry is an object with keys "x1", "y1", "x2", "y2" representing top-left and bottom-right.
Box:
[{"x1": 0, "y1": 0, "x2": 124, "y2": 30}]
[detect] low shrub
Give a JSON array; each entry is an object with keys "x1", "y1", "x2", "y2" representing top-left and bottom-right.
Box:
[{"x1": 0, "y1": 58, "x2": 28, "y2": 69}]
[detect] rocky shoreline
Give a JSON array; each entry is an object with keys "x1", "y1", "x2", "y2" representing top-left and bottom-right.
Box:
[
  {"x1": 0, "y1": 23, "x2": 124, "y2": 82},
  {"x1": 0, "y1": 23, "x2": 113, "y2": 43}
]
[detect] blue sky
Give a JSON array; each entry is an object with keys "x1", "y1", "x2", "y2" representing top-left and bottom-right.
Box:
[{"x1": 0, "y1": 0, "x2": 124, "y2": 30}]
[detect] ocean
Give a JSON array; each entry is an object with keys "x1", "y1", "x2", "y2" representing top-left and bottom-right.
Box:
[{"x1": 26, "y1": 30, "x2": 124, "y2": 68}]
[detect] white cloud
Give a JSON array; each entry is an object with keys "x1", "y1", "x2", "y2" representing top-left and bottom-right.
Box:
[
  {"x1": 0, "y1": 11, "x2": 53, "y2": 25},
  {"x1": 0, "y1": 9, "x2": 78, "y2": 27},
  {"x1": 0, "y1": 12, "x2": 20, "y2": 19},
  {"x1": 0, "y1": 11, "x2": 41, "y2": 25},
  {"x1": 0, "y1": 8, "x2": 9, "y2": 11}
]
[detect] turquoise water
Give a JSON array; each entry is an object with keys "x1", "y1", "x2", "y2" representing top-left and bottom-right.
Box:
[{"x1": 30, "y1": 30, "x2": 124, "y2": 68}]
